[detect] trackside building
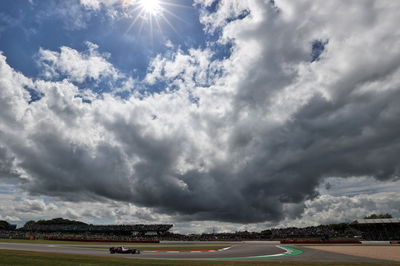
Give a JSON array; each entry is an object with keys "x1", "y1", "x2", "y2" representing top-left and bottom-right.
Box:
[{"x1": 350, "y1": 218, "x2": 400, "y2": 240}]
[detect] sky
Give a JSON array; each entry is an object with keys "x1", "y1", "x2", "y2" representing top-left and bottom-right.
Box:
[{"x1": 1, "y1": 0, "x2": 400, "y2": 234}]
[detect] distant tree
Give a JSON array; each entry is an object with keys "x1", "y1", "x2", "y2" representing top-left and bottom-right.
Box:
[
  {"x1": 260, "y1": 229, "x2": 272, "y2": 236},
  {"x1": 0, "y1": 220, "x2": 11, "y2": 230},
  {"x1": 364, "y1": 213, "x2": 393, "y2": 219},
  {"x1": 23, "y1": 218, "x2": 87, "y2": 228},
  {"x1": 23, "y1": 220, "x2": 36, "y2": 228},
  {"x1": 36, "y1": 218, "x2": 86, "y2": 225}
]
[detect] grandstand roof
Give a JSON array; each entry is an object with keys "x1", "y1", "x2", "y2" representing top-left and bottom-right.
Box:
[{"x1": 352, "y1": 218, "x2": 400, "y2": 224}]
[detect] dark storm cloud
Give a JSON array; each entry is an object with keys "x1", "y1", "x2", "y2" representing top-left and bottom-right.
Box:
[
  {"x1": 1, "y1": 0, "x2": 400, "y2": 224},
  {"x1": 18, "y1": 125, "x2": 134, "y2": 202},
  {"x1": 225, "y1": 90, "x2": 400, "y2": 222},
  {"x1": 26, "y1": 84, "x2": 400, "y2": 223}
]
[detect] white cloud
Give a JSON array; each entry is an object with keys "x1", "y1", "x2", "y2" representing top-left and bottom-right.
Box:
[
  {"x1": 14, "y1": 199, "x2": 56, "y2": 213},
  {"x1": 0, "y1": 185, "x2": 170, "y2": 228},
  {"x1": 80, "y1": 0, "x2": 102, "y2": 10},
  {"x1": 278, "y1": 192, "x2": 400, "y2": 228},
  {"x1": 78, "y1": 0, "x2": 161, "y2": 19},
  {"x1": 144, "y1": 48, "x2": 220, "y2": 87},
  {"x1": 319, "y1": 176, "x2": 400, "y2": 197},
  {"x1": 79, "y1": 0, "x2": 122, "y2": 11},
  {"x1": 0, "y1": 52, "x2": 32, "y2": 125},
  {"x1": 37, "y1": 42, "x2": 120, "y2": 83}
]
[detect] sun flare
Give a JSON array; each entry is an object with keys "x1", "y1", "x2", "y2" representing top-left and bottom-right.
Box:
[
  {"x1": 139, "y1": 0, "x2": 162, "y2": 15},
  {"x1": 124, "y1": 0, "x2": 188, "y2": 35}
]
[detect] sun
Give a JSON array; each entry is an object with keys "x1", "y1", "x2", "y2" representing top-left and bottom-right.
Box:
[
  {"x1": 124, "y1": 0, "x2": 188, "y2": 35},
  {"x1": 139, "y1": 0, "x2": 162, "y2": 15}
]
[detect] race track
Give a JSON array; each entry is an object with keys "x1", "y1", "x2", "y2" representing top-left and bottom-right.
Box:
[{"x1": 0, "y1": 241, "x2": 395, "y2": 262}]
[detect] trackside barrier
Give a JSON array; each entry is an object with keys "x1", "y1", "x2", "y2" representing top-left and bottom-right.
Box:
[
  {"x1": 243, "y1": 241, "x2": 280, "y2": 244},
  {"x1": 361, "y1": 241, "x2": 390, "y2": 245},
  {"x1": 280, "y1": 240, "x2": 361, "y2": 244},
  {"x1": 44, "y1": 238, "x2": 159, "y2": 243}
]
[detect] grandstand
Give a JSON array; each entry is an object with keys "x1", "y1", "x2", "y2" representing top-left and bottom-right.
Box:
[
  {"x1": 1, "y1": 216, "x2": 399, "y2": 242},
  {"x1": 21, "y1": 222, "x2": 173, "y2": 237},
  {"x1": 350, "y1": 218, "x2": 400, "y2": 240},
  {"x1": 2, "y1": 218, "x2": 173, "y2": 242}
]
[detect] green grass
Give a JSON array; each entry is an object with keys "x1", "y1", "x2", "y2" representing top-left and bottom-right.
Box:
[
  {"x1": 0, "y1": 250, "x2": 399, "y2": 266},
  {"x1": 0, "y1": 239, "x2": 233, "y2": 249},
  {"x1": 77, "y1": 245, "x2": 230, "y2": 251}
]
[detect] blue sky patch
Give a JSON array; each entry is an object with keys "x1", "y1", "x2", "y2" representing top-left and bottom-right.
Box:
[{"x1": 311, "y1": 39, "x2": 328, "y2": 62}]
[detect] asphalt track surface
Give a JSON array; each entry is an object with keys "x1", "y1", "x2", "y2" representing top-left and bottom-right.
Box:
[{"x1": 0, "y1": 242, "x2": 395, "y2": 262}]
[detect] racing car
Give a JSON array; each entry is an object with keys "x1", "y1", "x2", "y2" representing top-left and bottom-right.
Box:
[{"x1": 109, "y1": 246, "x2": 141, "y2": 254}]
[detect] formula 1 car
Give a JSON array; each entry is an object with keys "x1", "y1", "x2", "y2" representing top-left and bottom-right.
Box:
[{"x1": 109, "y1": 247, "x2": 141, "y2": 254}]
